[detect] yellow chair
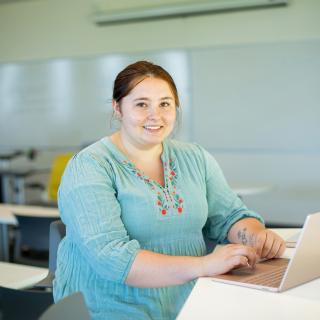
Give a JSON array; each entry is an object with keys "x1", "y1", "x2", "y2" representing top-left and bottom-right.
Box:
[
  {"x1": 47, "y1": 153, "x2": 73, "y2": 202},
  {"x1": 26, "y1": 153, "x2": 73, "y2": 206}
]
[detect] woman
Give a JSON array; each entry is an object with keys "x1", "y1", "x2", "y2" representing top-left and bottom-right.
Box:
[{"x1": 53, "y1": 61, "x2": 285, "y2": 319}]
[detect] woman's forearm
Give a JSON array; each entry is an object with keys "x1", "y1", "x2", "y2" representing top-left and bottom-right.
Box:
[
  {"x1": 125, "y1": 250, "x2": 204, "y2": 288},
  {"x1": 227, "y1": 217, "x2": 265, "y2": 246},
  {"x1": 227, "y1": 217, "x2": 286, "y2": 259}
]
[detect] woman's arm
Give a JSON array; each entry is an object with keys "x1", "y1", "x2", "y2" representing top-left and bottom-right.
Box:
[
  {"x1": 198, "y1": 147, "x2": 285, "y2": 260},
  {"x1": 227, "y1": 217, "x2": 286, "y2": 259},
  {"x1": 125, "y1": 244, "x2": 257, "y2": 288},
  {"x1": 199, "y1": 146, "x2": 265, "y2": 245},
  {"x1": 127, "y1": 218, "x2": 286, "y2": 288},
  {"x1": 126, "y1": 217, "x2": 286, "y2": 288}
]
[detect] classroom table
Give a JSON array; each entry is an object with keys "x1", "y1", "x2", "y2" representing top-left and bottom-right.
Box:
[
  {"x1": 0, "y1": 262, "x2": 48, "y2": 289},
  {"x1": 0, "y1": 204, "x2": 60, "y2": 261},
  {"x1": 177, "y1": 229, "x2": 320, "y2": 320}
]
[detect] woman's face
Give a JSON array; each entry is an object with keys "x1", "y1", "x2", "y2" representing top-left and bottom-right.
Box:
[{"x1": 115, "y1": 77, "x2": 177, "y2": 149}]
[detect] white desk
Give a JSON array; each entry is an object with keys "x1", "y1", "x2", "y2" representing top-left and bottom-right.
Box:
[
  {"x1": 0, "y1": 262, "x2": 48, "y2": 289},
  {"x1": 0, "y1": 204, "x2": 60, "y2": 261},
  {"x1": 177, "y1": 277, "x2": 320, "y2": 320},
  {"x1": 177, "y1": 229, "x2": 320, "y2": 320}
]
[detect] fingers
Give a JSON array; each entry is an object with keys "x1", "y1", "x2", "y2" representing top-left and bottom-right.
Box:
[
  {"x1": 255, "y1": 231, "x2": 267, "y2": 257},
  {"x1": 204, "y1": 244, "x2": 258, "y2": 276},
  {"x1": 255, "y1": 230, "x2": 286, "y2": 259},
  {"x1": 275, "y1": 242, "x2": 286, "y2": 258},
  {"x1": 268, "y1": 239, "x2": 281, "y2": 258},
  {"x1": 261, "y1": 231, "x2": 274, "y2": 258},
  {"x1": 225, "y1": 244, "x2": 258, "y2": 268},
  {"x1": 229, "y1": 255, "x2": 251, "y2": 269}
]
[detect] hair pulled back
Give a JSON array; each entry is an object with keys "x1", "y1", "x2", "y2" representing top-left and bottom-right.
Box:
[{"x1": 113, "y1": 61, "x2": 180, "y2": 107}]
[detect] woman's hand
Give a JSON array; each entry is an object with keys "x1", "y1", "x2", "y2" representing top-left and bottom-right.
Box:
[
  {"x1": 200, "y1": 244, "x2": 258, "y2": 277},
  {"x1": 228, "y1": 218, "x2": 286, "y2": 260},
  {"x1": 253, "y1": 229, "x2": 286, "y2": 260}
]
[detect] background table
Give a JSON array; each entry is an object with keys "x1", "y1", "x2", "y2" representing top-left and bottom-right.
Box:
[
  {"x1": 0, "y1": 262, "x2": 48, "y2": 289},
  {"x1": 0, "y1": 204, "x2": 60, "y2": 261}
]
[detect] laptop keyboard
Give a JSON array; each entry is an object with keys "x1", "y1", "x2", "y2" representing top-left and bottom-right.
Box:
[{"x1": 243, "y1": 264, "x2": 288, "y2": 288}]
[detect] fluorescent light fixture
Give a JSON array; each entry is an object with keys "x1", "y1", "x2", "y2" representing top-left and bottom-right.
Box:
[{"x1": 92, "y1": 0, "x2": 288, "y2": 24}]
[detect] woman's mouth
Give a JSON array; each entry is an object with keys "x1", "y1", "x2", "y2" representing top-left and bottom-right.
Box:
[{"x1": 143, "y1": 125, "x2": 163, "y2": 133}]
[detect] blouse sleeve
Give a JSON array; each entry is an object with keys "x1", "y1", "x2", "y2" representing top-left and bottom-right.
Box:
[
  {"x1": 58, "y1": 152, "x2": 141, "y2": 284},
  {"x1": 198, "y1": 146, "x2": 264, "y2": 244}
]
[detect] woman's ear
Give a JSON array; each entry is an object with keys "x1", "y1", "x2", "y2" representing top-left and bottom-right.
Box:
[{"x1": 112, "y1": 100, "x2": 122, "y2": 119}]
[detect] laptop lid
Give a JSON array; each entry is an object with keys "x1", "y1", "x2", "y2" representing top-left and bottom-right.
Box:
[{"x1": 280, "y1": 212, "x2": 320, "y2": 291}]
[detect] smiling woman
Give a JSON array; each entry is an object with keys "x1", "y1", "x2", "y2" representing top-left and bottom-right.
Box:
[
  {"x1": 112, "y1": 77, "x2": 177, "y2": 152},
  {"x1": 53, "y1": 61, "x2": 285, "y2": 320}
]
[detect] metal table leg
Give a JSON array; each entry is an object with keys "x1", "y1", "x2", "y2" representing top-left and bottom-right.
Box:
[
  {"x1": 0, "y1": 223, "x2": 9, "y2": 261},
  {"x1": 2, "y1": 174, "x2": 12, "y2": 203}
]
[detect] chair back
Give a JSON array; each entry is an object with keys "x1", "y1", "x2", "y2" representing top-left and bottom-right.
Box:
[
  {"x1": 0, "y1": 286, "x2": 53, "y2": 320},
  {"x1": 14, "y1": 214, "x2": 58, "y2": 267},
  {"x1": 34, "y1": 219, "x2": 66, "y2": 289},
  {"x1": 47, "y1": 153, "x2": 73, "y2": 201},
  {"x1": 14, "y1": 214, "x2": 58, "y2": 252},
  {"x1": 49, "y1": 219, "x2": 66, "y2": 273},
  {"x1": 39, "y1": 292, "x2": 90, "y2": 320}
]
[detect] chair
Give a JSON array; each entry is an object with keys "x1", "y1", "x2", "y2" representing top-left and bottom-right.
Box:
[
  {"x1": 0, "y1": 286, "x2": 53, "y2": 320},
  {"x1": 13, "y1": 214, "x2": 58, "y2": 267},
  {"x1": 47, "y1": 153, "x2": 73, "y2": 202},
  {"x1": 26, "y1": 153, "x2": 73, "y2": 206},
  {"x1": 35, "y1": 220, "x2": 66, "y2": 289},
  {"x1": 39, "y1": 292, "x2": 91, "y2": 320}
]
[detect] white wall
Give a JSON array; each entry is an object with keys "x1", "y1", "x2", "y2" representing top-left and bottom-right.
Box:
[{"x1": 0, "y1": 0, "x2": 319, "y2": 62}]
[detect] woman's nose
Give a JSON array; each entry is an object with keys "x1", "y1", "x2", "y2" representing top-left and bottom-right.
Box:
[{"x1": 147, "y1": 106, "x2": 161, "y2": 119}]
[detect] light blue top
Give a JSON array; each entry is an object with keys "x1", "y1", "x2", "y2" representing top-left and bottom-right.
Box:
[{"x1": 53, "y1": 138, "x2": 263, "y2": 320}]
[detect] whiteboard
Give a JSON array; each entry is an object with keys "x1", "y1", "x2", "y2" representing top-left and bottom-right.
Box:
[
  {"x1": 0, "y1": 50, "x2": 190, "y2": 150},
  {"x1": 0, "y1": 40, "x2": 319, "y2": 154}
]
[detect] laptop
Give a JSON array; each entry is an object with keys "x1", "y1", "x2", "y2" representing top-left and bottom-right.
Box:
[
  {"x1": 210, "y1": 212, "x2": 320, "y2": 292},
  {"x1": 285, "y1": 231, "x2": 300, "y2": 248}
]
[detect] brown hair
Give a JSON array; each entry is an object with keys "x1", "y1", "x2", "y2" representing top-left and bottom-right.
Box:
[{"x1": 113, "y1": 61, "x2": 180, "y2": 107}]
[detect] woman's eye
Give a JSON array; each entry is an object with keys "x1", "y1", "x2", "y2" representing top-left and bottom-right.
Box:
[
  {"x1": 136, "y1": 102, "x2": 147, "y2": 108},
  {"x1": 160, "y1": 102, "x2": 170, "y2": 108}
]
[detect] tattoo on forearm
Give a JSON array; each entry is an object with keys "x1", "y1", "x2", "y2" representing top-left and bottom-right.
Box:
[
  {"x1": 237, "y1": 228, "x2": 248, "y2": 245},
  {"x1": 237, "y1": 228, "x2": 256, "y2": 246}
]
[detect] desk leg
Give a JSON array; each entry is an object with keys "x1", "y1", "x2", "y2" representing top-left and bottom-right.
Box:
[
  {"x1": 0, "y1": 223, "x2": 9, "y2": 261},
  {"x1": 2, "y1": 175, "x2": 12, "y2": 203}
]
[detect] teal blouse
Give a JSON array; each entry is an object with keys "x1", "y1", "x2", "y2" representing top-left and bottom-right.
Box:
[{"x1": 53, "y1": 138, "x2": 263, "y2": 320}]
